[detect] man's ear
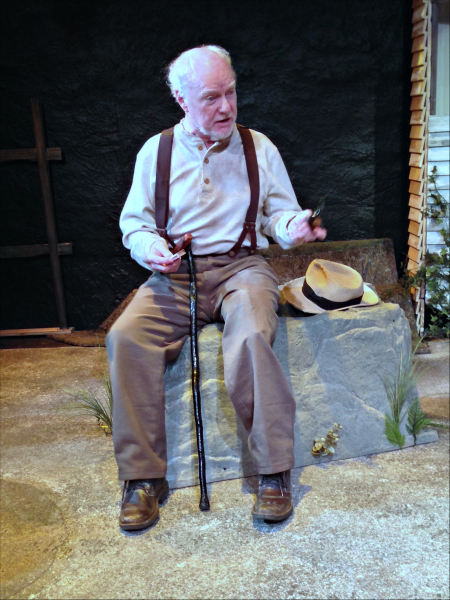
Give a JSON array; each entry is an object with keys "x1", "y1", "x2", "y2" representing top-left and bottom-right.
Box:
[{"x1": 175, "y1": 90, "x2": 188, "y2": 113}]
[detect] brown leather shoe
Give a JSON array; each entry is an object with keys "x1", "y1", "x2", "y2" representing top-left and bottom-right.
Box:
[
  {"x1": 252, "y1": 470, "x2": 293, "y2": 522},
  {"x1": 119, "y1": 478, "x2": 169, "y2": 531}
]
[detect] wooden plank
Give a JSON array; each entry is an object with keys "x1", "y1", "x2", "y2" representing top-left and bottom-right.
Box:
[
  {"x1": 409, "y1": 138, "x2": 424, "y2": 153},
  {"x1": 411, "y1": 65, "x2": 427, "y2": 82},
  {"x1": 408, "y1": 221, "x2": 420, "y2": 236},
  {"x1": 408, "y1": 259, "x2": 419, "y2": 274},
  {"x1": 409, "y1": 180, "x2": 423, "y2": 195},
  {"x1": 427, "y1": 231, "x2": 445, "y2": 245},
  {"x1": 409, "y1": 166, "x2": 424, "y2": 181},
  {"x1": 409, "y1": 194, "x2": 422, "y2": 208},
  {"x1": 408, "y1": 233, "x2": 420, "y2": 248},
  {"x1": 427, "y1": 243, "x2": 447, "y2": 254},
  {"x1": 410, "y1": 124, "x2": 425, "y2": 139},
  {"x1": 428, "y1": 146, "x2": 450, "y2": 162},
  {"x1": 0, "y1": 242, "x2": 73, "y2": 259},
  {"x1": 31, "y1": 99, "x2": 68, "y2": 329},
  {"x1": 418, "y1": 313, "x2": 425, "y2": 337},
  {"x1": 427, "y1": 217, "x2": 449, "y2": 232},
  {"x1": 408, "y1": 246, "x2": 420, "y2": 262},
  {"x1": 0, "y1": 147, "x2": 62, "y2": 162},
  {"x1": 411, "y1": 50, "x2": 426, "y2": 68},
  {"x1": 429, "y1": 133, "x2": 450, "y2": 147},
  {"x1": 412, "y1": 4, "x2": 427, "y2": 23},
  {"x1": 429, "y1": 175, "x2": 449, "y2": 189},
  {"x1": 410, "y1": 110, "x2": 425, "y2": 125},
  {"x1": 409, "y1": 207, "x2": 422, "y2": 222},
  {"x1": 410, "y1": 95, "x2": 425, "y2": 111},
  {"x1": 430, "y1": 0, "x2": 438, "y2": 115},
  {"x1": 412, "y1": 34, "x2": 426, "y2": 53},
  {"x1": 428, "y1": 162, "x2": 450, "y2": 176},
  {"x1": 415, "y1": 283, "x2": 425, "y2": 298},
  {"x1": 412, "y1": 19, "x2": 427, "y2": 37},
  {"x1": 411, "y1": 80, "x2": 425, "y2": 96},
  {"x1": 0, "y1": 327, "x2": 74, "y2": 337},
  {"x1": 429, "y1": 116, "x2": 450, "y2": 133},
  {"x1": 409, "y1": 153, "x2": 423, "y2": 168}
]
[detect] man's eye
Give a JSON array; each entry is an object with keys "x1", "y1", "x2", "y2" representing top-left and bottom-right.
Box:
[{"x1": 227, "y1": 89, "x2": 235, "y2": 96}]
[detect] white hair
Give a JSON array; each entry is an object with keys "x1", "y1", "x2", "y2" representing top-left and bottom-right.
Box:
[{"x1": 166, "y1": 45, "x2": 236, "y2": 100}]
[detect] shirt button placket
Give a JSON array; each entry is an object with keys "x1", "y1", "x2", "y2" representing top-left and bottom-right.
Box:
[{"x1": 202, "y1": 147, "x2": 211, "y2": 188}]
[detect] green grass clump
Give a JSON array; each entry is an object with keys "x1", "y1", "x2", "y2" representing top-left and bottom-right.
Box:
[
  {"x1": 384, "y1": 342, "x2": 435, "y2": 448},
  {"x1": 60, "y1": 346, "x2": 113, "y2": 436},
  {"x1": 384, "y1": 348, "x2": 419, "y2": 449}
]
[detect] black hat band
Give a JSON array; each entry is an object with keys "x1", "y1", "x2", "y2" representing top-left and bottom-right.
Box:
[{"x1": 302, "y1": 281, "x2": 363, "y2": 311}]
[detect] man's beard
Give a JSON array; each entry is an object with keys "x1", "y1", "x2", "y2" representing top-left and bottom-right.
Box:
[{"x1": 198, "y1": 115, "x2": 236, "y2": 141}]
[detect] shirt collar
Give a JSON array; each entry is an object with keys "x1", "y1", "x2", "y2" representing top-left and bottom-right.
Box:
[{"x1": 177, "y1": 118, "x2": 236, "y2": 151}]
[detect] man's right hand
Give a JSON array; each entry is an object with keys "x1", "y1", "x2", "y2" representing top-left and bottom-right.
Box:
[{"x1": 144, "y1": 239, "x2": 181, "y2": 273}]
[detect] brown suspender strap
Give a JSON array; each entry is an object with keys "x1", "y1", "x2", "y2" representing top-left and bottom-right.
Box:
[
  {"x1": 227, "y1": 125, "x2": 260, "y2": 257},
  {"x1": 154, "y1": 127, "x2": 175, "y2": 248},
  {"x1": 154, "y1": 124, "x2": 260, "y2": 256}
]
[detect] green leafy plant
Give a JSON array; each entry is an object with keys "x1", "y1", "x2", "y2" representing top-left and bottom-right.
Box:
[
  {"x1": 60, "y1": 346, "x2": 113, "y2": 436},
  {"x1": 406, "y1": 397, "x2": 432, "y2": 446},
  {"x1": 384, "y1": 345, "x2": 420, "y2": 449},
  {"x1": 385, "y1": 415, "x2": 405, "y2": 449},
  {"x1": 428, "y1": 422, "x2": 450, "y2": 430},
  {"x1": 407, "y1": 167, "x2": 449, "y2": 338}
]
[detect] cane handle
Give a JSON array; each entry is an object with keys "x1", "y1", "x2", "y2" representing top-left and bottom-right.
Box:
[{"x1": 173, "y1": 233, "x2": 193, "y2": 254}]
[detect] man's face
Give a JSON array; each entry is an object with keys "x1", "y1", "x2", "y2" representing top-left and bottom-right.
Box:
[{"x1": 178, "y1": 56, "x2": 237, "y2": 142}]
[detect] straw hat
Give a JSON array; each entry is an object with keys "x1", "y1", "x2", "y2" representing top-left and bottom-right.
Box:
[{"x1": 282, "y1": 259, "x2": 379, "y2": 314}]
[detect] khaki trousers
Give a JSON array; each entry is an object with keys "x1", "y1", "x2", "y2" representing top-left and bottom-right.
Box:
[{"x1": 106, "y1": 251, "x2": 295, "y2": 481}]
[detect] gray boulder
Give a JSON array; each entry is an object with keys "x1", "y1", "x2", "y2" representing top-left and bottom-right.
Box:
[{"x1": 164, "y1": 303, "x2": 437, "y2": 488}]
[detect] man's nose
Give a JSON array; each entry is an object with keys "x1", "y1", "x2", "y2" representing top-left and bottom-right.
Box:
[{"x1": 219, "y1": 95, "x2": 231, "y2": 113}]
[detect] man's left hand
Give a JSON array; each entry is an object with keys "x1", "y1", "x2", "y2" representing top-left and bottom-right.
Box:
[{"x1": 287, "y1": 210, "x2": 327, "y2": 244}]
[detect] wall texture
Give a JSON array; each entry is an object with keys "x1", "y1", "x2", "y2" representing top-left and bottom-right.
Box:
[{"x1": 0, "y1": 0, "x2": 412, "y2": 330}]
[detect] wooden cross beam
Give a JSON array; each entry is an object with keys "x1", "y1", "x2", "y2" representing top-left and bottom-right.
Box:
[{"x1": 0, "y1": 99, "x2": 72, "y2": 334}]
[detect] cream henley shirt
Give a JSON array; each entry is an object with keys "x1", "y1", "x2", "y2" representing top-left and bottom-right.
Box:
[{"x1": 120, "y1": 121, "x2": 303, "y2": 269}]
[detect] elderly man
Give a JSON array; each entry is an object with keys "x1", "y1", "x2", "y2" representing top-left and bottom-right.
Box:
[{"x1": 107, "y1": 45, "x2": 326, "y2": 531}]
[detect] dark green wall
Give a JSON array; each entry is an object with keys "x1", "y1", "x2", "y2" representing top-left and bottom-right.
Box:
[{"x1": 0, "y1": 0, "x2": 412, "y2": 330}]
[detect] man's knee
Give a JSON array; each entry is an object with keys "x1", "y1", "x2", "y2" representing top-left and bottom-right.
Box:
[
  {"x1": 106, "y1": 313, "x2": 143, "y2": 352},
  {"x1": 223, "y1": 288, "x2": 278, "y2": 344},
  {"x1": 225, "y1": 282, "x2": 277, "y2": 318}
]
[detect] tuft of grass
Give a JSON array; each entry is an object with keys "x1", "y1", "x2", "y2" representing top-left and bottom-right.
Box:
[
  {"x1": 59, "y1": 343, "x2": 113, "y2": 436},
  {"x1": 384, "y1": 342, "x2": 421, "y2": 449}
]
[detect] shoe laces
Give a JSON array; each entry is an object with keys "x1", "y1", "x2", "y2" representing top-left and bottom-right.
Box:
[
  {"x1": 123, "y1": 479, "x2": 154, "y2": 502},
  {"x1": 259, "y1": 471, "x2": 290, "y2": 494}
]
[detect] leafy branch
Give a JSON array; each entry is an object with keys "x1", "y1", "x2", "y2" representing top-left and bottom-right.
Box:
[
  {"x1": 407, "y1": 167, "x2": 449, "y2": 338},
  {"x1": 406, "y1": 398, "x2": 432, "y2": 446}
]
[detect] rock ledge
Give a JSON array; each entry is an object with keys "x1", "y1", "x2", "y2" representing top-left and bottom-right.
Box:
[{"x1": 164, "y1": 303, "x2": 438, "y2": 487}]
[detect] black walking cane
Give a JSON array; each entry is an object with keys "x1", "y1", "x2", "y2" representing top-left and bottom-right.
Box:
[
  {"x1": 172, "y1": 234, "x2": 210, "y2": 511},
  {"x1": 186, "y1": 246, "x2": 210, "y2": 511}
]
